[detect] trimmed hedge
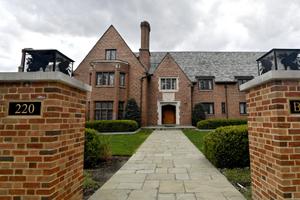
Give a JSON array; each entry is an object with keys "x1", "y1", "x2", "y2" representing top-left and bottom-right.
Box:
[
  {"x1": 197, "y1": 118, "x2": 247, "y2": 129},
  {"x1": 84, "y1": 128, "x2": 111, "y2": 168},
  {"x1": 85, "y1": 120, "x2": 138, "y2": 132},
  {"x1": 203, "y1": 125, "x2": 249, "y2": 168}
]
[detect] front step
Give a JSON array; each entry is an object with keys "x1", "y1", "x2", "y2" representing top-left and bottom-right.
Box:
[{"x1": 143, "y1": 125, "x2": 196, "y2": 130}]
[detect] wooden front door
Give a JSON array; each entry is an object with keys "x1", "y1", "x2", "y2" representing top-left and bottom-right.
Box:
[{"x1": 162, "y1": 105, "x2": 176, "y2": 124}]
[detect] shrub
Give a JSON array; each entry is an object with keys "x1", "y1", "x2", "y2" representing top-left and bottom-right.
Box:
[
  {"x1": 84, "y1": 128, "x2": 111, "y2": 168},
  {"x1": 197, "y1": 118, "x2": 247, "y2": 129},
  {"x1": 85, "y1": 120, "x2": 138, "y2": 132},
  {"x1": 192, "y1": 103, "x2": 206, "y2": 126},
  {"x1": 125, "y1": 98, "x2": 141, "y2": 127},
  {"x1": 203, "y1": 125, "x2": 249, "y2": 168}
]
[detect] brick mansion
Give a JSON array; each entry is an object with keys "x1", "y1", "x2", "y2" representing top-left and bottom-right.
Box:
[{"x1": 74, "y1": 21, "x2": 264, "y2": 126}]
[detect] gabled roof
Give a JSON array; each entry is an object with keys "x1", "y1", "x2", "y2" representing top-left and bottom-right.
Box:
[{"x1": 149, "y1": 51, "x2": 265, "y2": 82}]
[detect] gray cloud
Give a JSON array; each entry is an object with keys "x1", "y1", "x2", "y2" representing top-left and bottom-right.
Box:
[{"x1": 1, "y1": 0, "x2": 300, "y2": 72}]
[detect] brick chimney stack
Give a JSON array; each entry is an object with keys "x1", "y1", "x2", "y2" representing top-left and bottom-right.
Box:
[{"x1": 139, "y1": 21, "x2": 151, "y2": 70}]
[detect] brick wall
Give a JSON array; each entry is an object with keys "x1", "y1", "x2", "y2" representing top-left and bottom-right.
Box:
[
  {"x1": 0, "y1": 81, "x2": 87, "y2": 200},
  {"x1": 192, "y1": 82, "x2": 247, "y2": 119},
  {"x1": 148, "y1": 54, "x2": 192, "y2": 125},
  {"x1": 246, "y1": 79, "x2": 300, "y2": 199},
  {"x1": 74, "y1": 26, "x2": 147, "y2": 125}
]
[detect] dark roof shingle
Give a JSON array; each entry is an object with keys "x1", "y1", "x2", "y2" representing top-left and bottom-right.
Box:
[{"x1": 149, "y1": 51, "x2": 265, "y2": 82}]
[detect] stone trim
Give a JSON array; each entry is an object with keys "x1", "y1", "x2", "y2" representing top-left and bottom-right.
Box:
[
  {"x1": 240, "y1": 71, "x2": 300, "y2": 91},
  {"x1": 0, "y1": 72, "x2": 92, "y2": 92}
]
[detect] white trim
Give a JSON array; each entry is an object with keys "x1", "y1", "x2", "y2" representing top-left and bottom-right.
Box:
[
  {"x1": 158, "y1": 77, "x2": 179, "y2": 92},
  {"x1": 157, "y1": 101, "x2": 180, "y2": 125}
]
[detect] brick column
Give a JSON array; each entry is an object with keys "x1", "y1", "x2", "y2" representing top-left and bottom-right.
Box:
[
  {"x1": 0, "y1": 72, "x2": 91, "y2": 200},
  {"x1": 240, "y1": 71, "x2": 300, "y2": 200}
]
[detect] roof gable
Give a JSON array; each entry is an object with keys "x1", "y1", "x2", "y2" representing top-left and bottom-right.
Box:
[
  {"x1": 75, "y1": 25, "x2": 146, "y2": 72},
  {"x1": 153, "y1": 53, "x2": 192, "y2": 83}
]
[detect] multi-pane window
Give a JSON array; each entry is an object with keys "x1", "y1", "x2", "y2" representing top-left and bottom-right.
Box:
[
  {"x1": 201, "y1": 103, "x2": 214, "y2": 114},
  {"x1": 160, "y1": 78, "x2": 177, "y2": 91},
  {"x1": 118, "y1": 101, "x2": 125, "y2": 119},
  {"x1": 120, "y1": 73, "x2": 125, "y2": 87},
  {"x1": 95, "y1": 101, "x2": 113, "y2": 120},
  {"x1": 221, "y1": 102, "x2": 226, "y2": 114},
  {"x1": 96, "y1": 72, "x2": 114, "y2": 86},
  {"x1": 199, "y1": 79, "x2": 213, "y2": 90},
  {"x1": 105, "y1": 49, "x2": 116, "y2": 60},
  {"x1": 240, "y1": 102, "x2": 247, "y2": 114}
]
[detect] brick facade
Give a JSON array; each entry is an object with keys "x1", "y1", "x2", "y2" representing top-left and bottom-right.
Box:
[
  {"x1": 75, "y1": 22, "x2": 250, "y2": 126},
  {"x1": 74, "y1": 26, "x2": 148, "y2": 125},
  {"x1": 147, "y1": 54, "x2": 192, "y2": 125},
  {"x1": 245, "y1": 77, "x2": 300, "y2": 199},
  {"x1": 0, "y1": 80, "x2": 88, "y2": 200}
]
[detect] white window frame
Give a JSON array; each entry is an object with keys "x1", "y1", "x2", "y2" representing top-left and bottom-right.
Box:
[
  {"x1": 239, "y1": 102, "x2": 247, "y2": 114},
  {"x1": 159, "y1": 77, "x2": 179, "y2": 92}
]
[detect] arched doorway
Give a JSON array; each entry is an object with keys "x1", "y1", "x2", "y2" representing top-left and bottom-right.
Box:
[{"x1": 162, "y1": 105, "x2": 176, "y2": 124}]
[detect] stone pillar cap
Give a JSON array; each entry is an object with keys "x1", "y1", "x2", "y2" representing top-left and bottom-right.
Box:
[
  {"x1": 0, "y1": 72, "x2": 91, "y2": 92},
  {"x1": 240, "y1": 70, "x2": 300, "y2": 91}
]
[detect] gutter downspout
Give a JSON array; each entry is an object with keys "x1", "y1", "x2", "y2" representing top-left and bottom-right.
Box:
[
  {"x1": 140, "y1": 74, "x2": 148, "y2": 125},
  {"x1": 225, "y1": 83, "x2": 229, "y2": 119}
]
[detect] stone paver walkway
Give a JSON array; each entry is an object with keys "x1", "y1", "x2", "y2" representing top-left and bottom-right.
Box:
[{"x1": 89, "y1": 130, "x2": 245, "y2": 200}]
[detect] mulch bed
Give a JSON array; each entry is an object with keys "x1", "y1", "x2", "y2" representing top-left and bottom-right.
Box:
[{"x1": 83, "y1": 156, "x2": 129, "y2": 200}]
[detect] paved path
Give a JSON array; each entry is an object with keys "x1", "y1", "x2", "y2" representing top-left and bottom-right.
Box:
[{"x1": 89, "y1": 130, "x2": 245, "y2": 200}]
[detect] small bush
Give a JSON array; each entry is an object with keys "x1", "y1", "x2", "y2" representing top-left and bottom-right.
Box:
[
  {"x1": 125, "y1": 98, "x2": 141, "y2": 127},
  {"x1": 84, "y1": 128, "x2": 111, "y2": 168},
  {"x1": 86, "y1": 120, "x2": 138, "y2": 132},
  {"x1": 192, "y1": 103, "x2": 206, "y2": 126},
  {"x1": 197, "y1": 118, "x2": 247, "y2": 129},
  {"x1": 203, "y1": 125, "x2": 249, "y2": 168}
]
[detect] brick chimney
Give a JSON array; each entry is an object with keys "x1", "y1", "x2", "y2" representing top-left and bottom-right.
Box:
[{"x1": 139, "y1": 21, "x2": 151, "y2": 70}]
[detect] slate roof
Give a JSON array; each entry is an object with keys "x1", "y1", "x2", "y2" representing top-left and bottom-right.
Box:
[{"x1": 149, "y1": 51, "x2": 265, "y2": 82}]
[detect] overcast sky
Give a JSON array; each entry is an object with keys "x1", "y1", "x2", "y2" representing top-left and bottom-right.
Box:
[{"x1": 1, "y1": 0, "x2": 300, "y2": 72}]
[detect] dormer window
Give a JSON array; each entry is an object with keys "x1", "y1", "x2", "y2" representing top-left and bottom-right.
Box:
[
  {"x1": 236, "y1": 76, "x2": 253, "y2": 87},
  {"x1": 199, "y1": 79, "x2": 213, "y2": 90},
  {"x1": 105, "y1": 49, "x2": 116, "y2": 60}
]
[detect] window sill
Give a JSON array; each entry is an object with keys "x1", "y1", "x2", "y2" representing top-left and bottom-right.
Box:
[
  {"x1": 119, "y1": 86, "x2": 126, "y2": 89},
  {"x1": 199, "y1": 89, "x2": 213, "y2": 92},
  {"x1": 95, "y1": 85, "x2": 114, "y2": 88},
  {"x1": 240, "y1": 113, "x2": 248, "y2": 115},
  {"x1": 159, "y1": 90, "x2": 178, "y2": 92}
]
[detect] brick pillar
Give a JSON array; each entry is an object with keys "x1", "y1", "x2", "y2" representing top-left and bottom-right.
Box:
[
  {"x1": 0, "y1": 72, "x2": 91, "y2": 200},
  {"x1": 240, "y1": 71, "x2": 300, "y2": 200}
]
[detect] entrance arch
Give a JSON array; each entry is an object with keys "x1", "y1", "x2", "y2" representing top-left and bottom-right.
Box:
[{"x1": 162, "y1": 105, "x2": 176, "y2": 124}]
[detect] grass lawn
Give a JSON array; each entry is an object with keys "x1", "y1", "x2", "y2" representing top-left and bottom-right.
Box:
[
  {"x1": 182, "y1": 129, "x2": 210, "y2": 152},
  {"x1": 183, "y1": 129, "x2": 252, "y2": 200},
  {"x1": 222, "y1": 168, "x2": 252, "y2": 200},
  {"x1": 105, "y1": 129, "x2": 153, "y2": 156}
]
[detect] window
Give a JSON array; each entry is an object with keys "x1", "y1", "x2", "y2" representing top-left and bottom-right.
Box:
[
  {"x1": 160, "y1": 78, "x2": 177, "y2": 91},
  {"x1": 120, "y1": 73, "x2": 125, "y2": 87},
  {"x1": 240, "y1": 102, "x2": 247, "y2": 114},
  {"x1": 221, "y1": 102, "x2": 226, "y2": 114},
  {"x1": 118, "y1": 101, "x2": 125, "y2": 119},
  {"x1": 95, "y1": 101, "x2": 113, "y2": 120},
  {"x1": 105, "y1": 49, "x2": 116, "y2": 60},
  {"x1": 96, "y1": 72, "x2": 114, "y2": 86},
  {"x1": 199, "y1": 79, "x2": 213, "y2": 90},
  {"x1": 238, "y1": 79, "x2": 249, "y2": 86},
  {"x1": 201, "y1": 103, "x2": 214, "y2": 114}
]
